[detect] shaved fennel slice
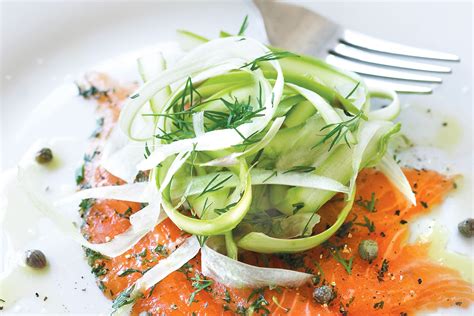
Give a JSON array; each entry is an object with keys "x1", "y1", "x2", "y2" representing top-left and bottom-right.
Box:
[
  {"x1": 81, "y1": 203, "x2": 166, "y2": 257},
  {"x1": 192, "y1": 111, "x2": 205, "y2": 137},
  {"x1": 202, "y1": 116, "x2": 285, "y2": 167},
  {"x1": 58, "y1": 182, "x2": 150, "y2": 204},
  {"x1": 113, "y1": 236, "x2": 200, "y2": 314},
  {"x1": 378, "y1": 153, "x2": 416, "y2": 206},
  {"x1": 134, "y1": 236, "x2": 200, "y2": 290},
  {"x1": 287, "y1": 83, "x2": 344, "y2": 125},
  {"x1": 201, "y1": 244, "x2": 312, "y2": 288},
  {"x1": 100, "y1": 127, "x2": 145, "y2": 183},
  {"x1": 349, "y1": 121, "x2": 389, "y2": 192},
  {"x1": 137, "y1": 51, "x2": 171, "y2": 115},
  {"x1": 159, "y1": 151, "x2": 191, "y2": 193}
]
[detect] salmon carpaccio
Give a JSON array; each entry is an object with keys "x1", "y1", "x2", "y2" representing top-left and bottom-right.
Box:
[{"x1": 77, "y1": 73, "x2": 473, "y2": 315}]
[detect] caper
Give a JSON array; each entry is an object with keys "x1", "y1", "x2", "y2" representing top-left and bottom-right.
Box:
[
  {"x1": 358, "y1": 239, "x2": 378, "y2": 262},
  {"x1": 312, "y1": 285, "x2": 335, "y2": 305},
  {"x1": 35, "y1": 148, "x2": 53, "y2": 164},
  {"x1": 25, "y1": 249, "x2": 47, "y2": 269},
  {"x1": 458, "y1": 218, "x2": 474, "y2": 238}
]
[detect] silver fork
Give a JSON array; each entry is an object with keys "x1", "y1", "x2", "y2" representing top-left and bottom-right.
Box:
[{"x1": 253, "y1": 0, "x2": 460, "y2": 94}]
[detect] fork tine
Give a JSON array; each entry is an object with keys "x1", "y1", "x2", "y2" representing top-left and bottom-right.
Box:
[
  {"x1": 326, "y1": 55, "x2": 443, "y2": 83},
  {"x1": 362, "y1": 78, "x2": 432, "y2": 94},
  {"x1": 330, "y1": 44, "x2": 452, "y2": 73},
  {"x1": 342, "y1": 30, "x2": 460, "y2": 61}
]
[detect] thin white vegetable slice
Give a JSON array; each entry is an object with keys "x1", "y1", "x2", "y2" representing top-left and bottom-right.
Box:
[
  {"x1": 192, "y1": 111, "x2": 205, "y2": 137},
  {"x1": 113, "y1": 236, "x2": 200, "y2": 313},
  {"x1": 137, "y1": 51, "x2": 171, "y2": 115},
  {"x1": 349, "y1": 120, "x2": 389, "y2": 192},
  {"x1": 201, "y1": 244, "x2": 312, "y2": 288},
  {"x1": 135, "y1": 236, "x2": 200, "y2": 290},
  {"x1": 378, "y1": 153, "x2": 416, "y2": 206},
  {"x1": 286, "y1": 83, "x2": 343, "y2": 125},
  {"x1": 59, "y1": 182, "x2": 150, "y2": 204},
  {"x1": 100, "y1": 127, "x2": 145, "y2": 183},
  {"x1": 159, "y1": 151, "x2": 192, "y2": 193}
]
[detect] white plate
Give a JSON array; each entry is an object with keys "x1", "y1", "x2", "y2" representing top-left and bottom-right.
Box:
[{"x1": 0, "y1": 1, "x2": 472, "y2": 314}]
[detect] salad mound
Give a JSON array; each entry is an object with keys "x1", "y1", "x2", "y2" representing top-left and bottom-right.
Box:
[{"x1": 110, "y1": 29, "x2": 411, "y2": 258}]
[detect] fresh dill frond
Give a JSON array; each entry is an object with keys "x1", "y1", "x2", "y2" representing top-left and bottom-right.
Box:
[
  {"x1": 237, "y1": 15, "x2": 249, "y2": 36},
  {"x1": 356, "y1": 192, "x2": 377, "y2": 212},
  {"x1": 198, "y1": 174, "x2": 233, "y2": 197},
  {"x1": 195, "y1": 235, "x2": 209, "y2": 247},
  {"x1": 330, "y1": 249, "x2": 354, "y2": 275},
  {"x1": 241, "y1": 51, "x2": 299, "y2": 71},
  {"x1": 214, "y1": 202, "x2": 238, "y2": 215},
  {"x1": 301, "y1": 211, "x2": 318, "y2": 236},
  {"x1": 262, "y1": 170, "x2": 278, "y2": 183},
  {"x1": 312, "y1": 111, "x2": 363, "y2": 151},
  {"x1": 355, "y1": 215, "x2": 376, "y2": 232},
  {"x1": 188, "y1": 273, "x2": 213, "y2": 305},
  {"x1": 283, "y1": 165, "x2": 316, "y2": 174},
  {"x1": 204, "y1": 96, "x2": 265, "y2": 131},
  {"x1": 345, "y1": 82, "x2": 360, "y2": 99}
]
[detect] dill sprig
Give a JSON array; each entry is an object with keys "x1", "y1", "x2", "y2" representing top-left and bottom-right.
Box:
[
  {"x1": 214, "y1": 202, "x2": 238, "y2": 215},
  {"x1": 345, "y1": 82, "x2": 360, "y2": 99},
  {"x1": 356, "y1": 192, "x2": 377, "y2": 212},
  {"x1": 237, "y1": 15, "x2": 249, "y2": 36},
  {"x1": 112, "y1": 285, "x2": 143, "y2": 310},
  {"x1": 232, "y1": 129, "x2": 262, "y2": 150},
  {"x1": 241, "y1": 51, "x2": 298, "y2": 71},
  {"x1": 118, "y1": 268, "x2": 143, "y2": 277},
  {"x1": 262, "y1": 170, "x2": 277, "y2": 183},
  {"x1": 283, "y1": 165, "x2": 315, "y2": 174},
  {"x1": 188, "y1": 273, "x2": 213, "y2": 305},
  {"x1": 196, "y1": 235, "x2": 209, "y2": 247},
  {"x1": 312, "y1": 111, "x2": 363, "y2": 151},
  {"x1": 205, "y1": 96, "x2": 265, "y2": 131},
  {"x1": 355, "y1": 215, "x2": 376, "y2": 233},
  {"x1": 330, "y1": 249, "x2": 354, "y2": 275},
  {"x1": 247, "y1": 288, "x2": 270, "y2": 315},
  {"x1": 301, "y1": 211, "x2": 318, "y2": 236},
  {"x1": 198, "y1": 173, "x2": 233, "y2": 197}
]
